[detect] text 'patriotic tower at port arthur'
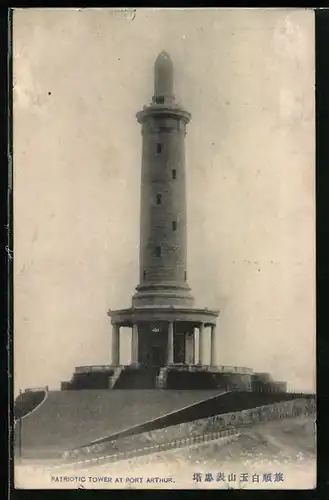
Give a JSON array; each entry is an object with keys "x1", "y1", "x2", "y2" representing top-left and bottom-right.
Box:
[{"x1": 108, "y1": 52, "x2": 219, "y2": 372}]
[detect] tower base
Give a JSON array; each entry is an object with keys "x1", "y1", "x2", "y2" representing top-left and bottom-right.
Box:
[{"x1": 61, "y1": 363, "x2": 287, "y2": 392}]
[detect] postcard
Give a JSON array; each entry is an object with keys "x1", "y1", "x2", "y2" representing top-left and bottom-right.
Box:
[{"x1": 12, "y1": 7, "x2": 316, "y2": 490}]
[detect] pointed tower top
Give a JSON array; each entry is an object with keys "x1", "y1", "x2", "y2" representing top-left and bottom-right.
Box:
[
  {"x1": 155, "y1": 51, "x2": 173, "y2": 65},
  {"x1": 153, "y1": 51, "x2": 174, "y2": 103}
]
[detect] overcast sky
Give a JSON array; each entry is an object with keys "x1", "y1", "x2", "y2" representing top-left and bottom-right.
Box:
[{"x1": 13, "y1": 8, "x2": 315, "y2": 392}]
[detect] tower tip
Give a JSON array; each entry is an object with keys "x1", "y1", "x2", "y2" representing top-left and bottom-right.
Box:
[
  {"x1": 154, "y1": 51, "x2": 174, "y2": 101},
  {"x1": 155, "y1": 51, "x2": 172, "y2": 64}
]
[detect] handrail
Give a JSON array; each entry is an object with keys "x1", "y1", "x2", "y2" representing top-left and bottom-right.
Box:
[
  {"x1": 73, "y1": 364, "x2": 255, "y2": 374},
  {"x1": 216, "y1": 365, "x2": 254, "y2": 374},
  {"x1": 74, "y1": 366, "x2": 114, "y2": 373}
]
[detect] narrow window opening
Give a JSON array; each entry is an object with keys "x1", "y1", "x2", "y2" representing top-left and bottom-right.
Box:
[
  {"x1": 184, "y1": 271, "x2": 187, "y2": 281},
  {"x1": 172, "y1": 221, "x2": 177, "y2": 231},
  {"x1": 155, "y1": 246, "x2": 162, "y2": 257},
  {"x1": 156, "y1": 143, "x2": 162, "y2": 154},
  {"x1": 156, "y1": 194, "x2": 162, "y2": 205},
  {"x1": 172, "y1": 169, "x2": 177, "y2": 180},
  {"x1": 143, "y1": 270, "x2": 147, "y2": 281}
]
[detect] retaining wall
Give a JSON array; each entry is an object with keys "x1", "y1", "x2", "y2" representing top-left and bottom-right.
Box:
[{"x1": 66, "y1": 396, "x2": 315, "y2": 462}]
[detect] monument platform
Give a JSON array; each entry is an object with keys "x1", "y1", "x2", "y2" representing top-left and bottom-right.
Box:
[{"x1": 60, "y1": 363, "x2": 287, "y2": 392}]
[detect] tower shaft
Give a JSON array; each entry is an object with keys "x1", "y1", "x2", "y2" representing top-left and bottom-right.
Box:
[{"x1": 133, "y1": 52, "x2": 194, "y2": 307}]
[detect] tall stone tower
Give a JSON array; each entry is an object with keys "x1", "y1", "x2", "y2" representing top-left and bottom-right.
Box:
[
  {"x1": 133, "y1": 51, "x2": 194, "y2": 309},
  {"x1": 62, "y1": 52, "x2": 288, "y2": 394},
  {"x1": 108, "y1": 52, "x2": 219, "y2": 375}
]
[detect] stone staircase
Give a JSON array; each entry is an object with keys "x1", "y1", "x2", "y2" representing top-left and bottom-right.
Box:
[
  {"x1": 156, "y1": 367, "x2": 168, "y2": 389},
  {"x1": 108, "y1": 366, "x2": 123, "y2": 389}
]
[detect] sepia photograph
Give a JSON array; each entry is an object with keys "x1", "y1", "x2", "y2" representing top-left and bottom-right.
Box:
[{"x1": 13, "y1": 8, "x2": 316, "y2": 490}]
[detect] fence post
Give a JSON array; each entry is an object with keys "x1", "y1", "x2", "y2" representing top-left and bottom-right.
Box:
[{"x1": 17, "y1": 415, "x2": 22, "y2": 459}]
